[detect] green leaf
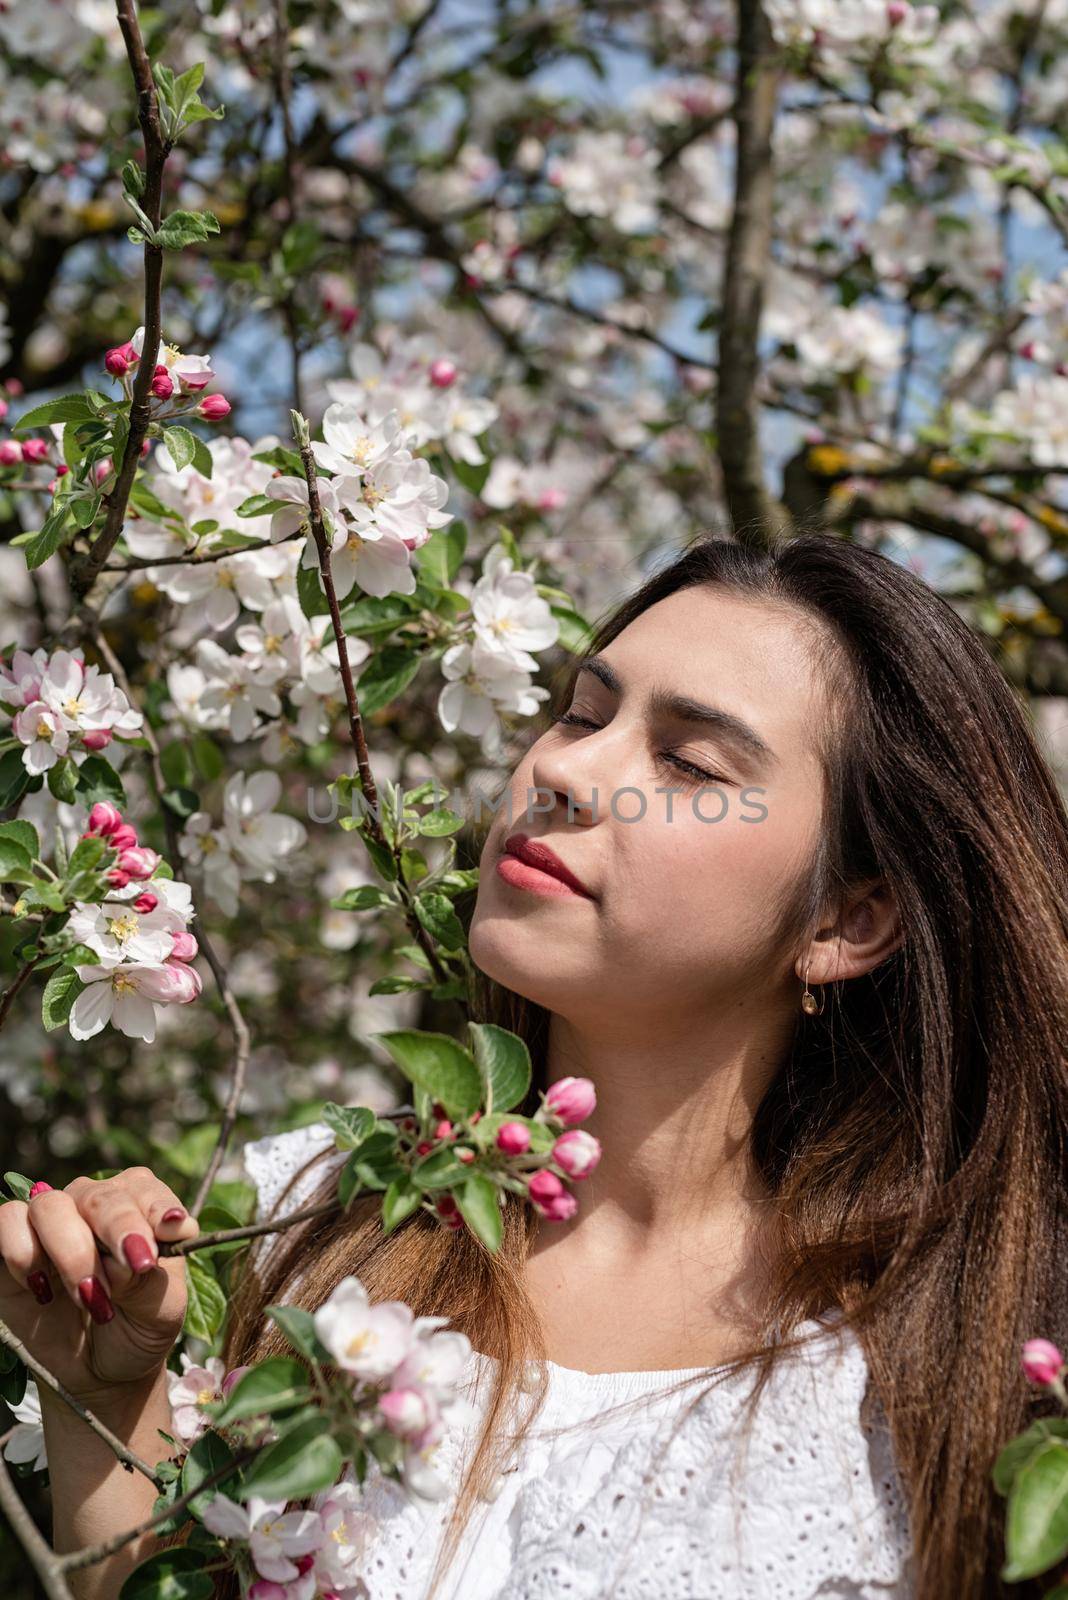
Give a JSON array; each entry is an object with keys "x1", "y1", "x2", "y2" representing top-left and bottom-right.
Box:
[
  {"x1": 330, "y1": 885, "x2": 395, "y2": 911},
  {"x1": 368, "y1": 975, "x2": 427, "y2": 995},
  {"x1": 181, "y1": 1429, "x2": 239, "y2": 1519},
  {"x1": 266, "y1": 1304, "x2": 331, "y2": 1364},
  {"x1": 162, "y1": 427, "x2": 198, "y2": 473},
  {"x1": 208, "y1": 1357, "x2": 312, "y2": 1427},
  {"x1": 23, "y1": 504, "x2": 74, "y2": 570},
  {"x1": 0, "y1": 750, "x2": 30, "y2": 810},
  {"x1": 236, "y1": 1412, "x2": 343, "y2": 1501},
  {"x1": 189, "y1": 432, "x2": 213, "y2": 478},
  {"x1": 182, "y1": 1256, "x2": 226, "y2": 1342},
  {"x1": 413, "y1": 891, "x2": 466, "y2": 952},
  {"x1": 119, "y1": 1549, "x2": 213, "y2": 1599},
  {"x1": 372, "y1": 1030, "x2": 482, "y2": 1118},
  {"x1": 381, "y1": 1175, "x2": 422, "y2": 1233},
  {"x1": 354, "y1": 647, "x2": 423, "y2": 717},
  {"x1": 0, "y1": 836, "x2": 32, "y2": 880},
  {"x1": 122, "y1": 158, "x2": 146, "y2": 198},
  {"x1": 447, "y1": 452, "x2": 491, "y2": 496},
  {"x1": 69, "y1": 495, "x2": 102, "y2": 530},
  {"x1": 454, "y1": 1171, "x2": 503, "y2": 1251},
  {"x1": 13, "y1": 395, "x2": 98, "y2": 433},
  {"x1": 160, "y1": 741, "x2": 194, "y2": 788},
  {"x1": 416, "y1": 808, "x2": 465, "y2": 837},
  {"x1": 1003, "y1": 1439, "x2": 1068, "y2": 1580},
  {"x1": 162, "y1": 786, "x2": 200, "y2": 820},
  {"x1": 549, "y1": 603, "x2": 592, "y2": 654},
  {"x1": 4, "y1": 1173, "x2": 32, "y2": 1201},
  {"x1": 191, "y1": 733, "x2": 224, "y2": 782},
  {"x1": 74, "y1": 755, "x2": 126, "y2": 808},
  {"x1": 41, "y1": 966, "x2": 86, "y2": 1032},
  {"x1": 467, "y1": 1023, "x2": 532, "y2": 1116},
  {"x1": 157, "y1": 210, "x2": 222, "y2": 250},
  {"x1": 65, "y1": 834, "x2": 107, "y2": 879},
  {"x1": 296, "y1": 560, "x2": 330, "y2": 619},
  {"x1": 994, "y1": 1419, "x2": 1068, "y2": 1496},
  {"x1": 416, "y1": 522, "x2": 467, "y2": 586},
  {"x1": 233, "y1": 493, "x2": 279, "y2": 518},
  {"x1": 410, "y1": 1146, "x2": 468, "y2": 1190},
  {"x1": 47, "y1": 756, "x2": 80, "y2": 804},
  {"x1": 321, "y1": 1102, "x2": 378, "y2": 1150}
]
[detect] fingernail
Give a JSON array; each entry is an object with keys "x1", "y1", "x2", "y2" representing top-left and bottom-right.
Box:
[
  {"x1": 122, "y1": 1233, "x2": 156, "y2": 1273},
  {"x1": 161, "y1": 1207, "x2": 186, "y2": 1223},
  {"x1": 77, "y1": 1276, "x2": 114, "y2": 1324},
  {"x1": 28, "y1": 1272, "x2": 53, "y2": 1305}
]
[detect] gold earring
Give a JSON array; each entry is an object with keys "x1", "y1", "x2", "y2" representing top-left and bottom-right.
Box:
[{"x1": 801, "y1": 960, "x2": 825, "y2": 1015}]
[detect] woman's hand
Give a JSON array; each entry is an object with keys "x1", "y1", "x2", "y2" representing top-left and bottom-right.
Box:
[{"x1": 0, "y1": 1168, "x2": 201, "y2": 1407}]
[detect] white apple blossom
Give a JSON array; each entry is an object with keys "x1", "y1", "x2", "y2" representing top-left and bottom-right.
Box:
[
  {"x1": 131, "y1": 326, "x2": 214, "y2": 391},
  {"x1": 794, "y1": 304, "x2": 903, "y2": 381},
  {"x1": 166, "y1": 1353, "x2": 227, "y2": 1444},
  {"x1": 469, "y1": 546, "x2": 559, "y2": 670},
  {"x1": 312, "y1": 1274, "x2": 418, "y2": 1381},
  {"x1": 222, "y1": 770, "x2": 307, "y2": 879},
  {"x1": 67, "y1": 898, "x2": 186, "y2": 966},
  {"x1": 311, "y1": 402, "x2": 405, "y2": 478},
  {"x1": 309, "y1": 1480, "x2": 379, "y2": 1593},
  {"x1": 165, "y1": 662, "x2": 228, "y2": 731},
  {"x1": 303, "y1": 513, "x2": 416, "y2": 602},
  {"x1": 0, "y1": 647, "x2": 51, "y2": 709},
  {"x1": 12, "y1": 701, "x2": 69, "y2": 773},
  {"x1": 69, "y1": 959, "x2": 202, "y2": 1043},
  {"x1": 548, "y1": 129, "x2": 660, "y2": 234},
  {"x1": 38, "y1": 651, "x2": 143, "y2": 747},
  {"x1": 200, "y1": 1493, "x2": 323, "y2": 1584},
  {"x1": 234, "y1": 595, "x2": 306, "y2": 685},
  {"x1": 179, "y1": 813, "x2": 244, "y2": 916},
  {"x1": 195, "y1": 638, "x2": 283, "y2": 743},
  {"x1": 1, "y1": 1382, "x2": 46, "y2": 1473},
  {"x1": 437, "y1": 638, "x2": 550, "y2": 740}
]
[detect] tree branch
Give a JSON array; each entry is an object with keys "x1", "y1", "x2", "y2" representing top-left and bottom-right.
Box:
[{"x1": 0, "y1": 1432, "x2": 74, "y2": 1600}]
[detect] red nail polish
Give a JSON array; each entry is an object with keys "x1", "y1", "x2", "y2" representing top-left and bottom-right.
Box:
[
  {"x1": 122, "y1": 1233, "x2": 156, "y2": 1273},
  {"x1": 28, "y1": 1272, "x2": 53, "y2": 1305},
  {"x1": 161, "y1": 1207, "x2": 186, "y2": 1223},
  {"x1": 77, "y1": 1276, "x2": 114, "y2": 1324}
]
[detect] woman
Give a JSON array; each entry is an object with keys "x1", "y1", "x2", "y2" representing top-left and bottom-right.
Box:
[{"x1": 10, "y1": 533, "x2": 1068, "y2": 1599}]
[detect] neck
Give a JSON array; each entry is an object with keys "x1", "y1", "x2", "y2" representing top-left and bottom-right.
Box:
[{"x1": 531, "y1": 996, "x2": 795, "y2": 1258}]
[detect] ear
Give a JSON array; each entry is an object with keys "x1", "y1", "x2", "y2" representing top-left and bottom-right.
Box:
[{"x1": 795, "y1": 880, "x2": 903, "y2": 988}]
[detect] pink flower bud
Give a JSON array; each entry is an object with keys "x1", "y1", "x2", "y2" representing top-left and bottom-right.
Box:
[
  {"x1": 170, "y1": 929, "x2": 199, "y2": 962},
  {"x1": 248, "y1": 1585, "x2": 288, "y2": 1600},
  {"x1": 338, "y1": 306, "x2": 360, "y2": 333},
  {"x1": 0, "y1": 440, "x2": 22, "y2": 467},
  {"x1": 196, "y1": 393, "x2": 231, "y2": 420},
  {"x1": 434, "y1": 1193, "x2": 458, "y2": 1216},
  {"x1": 118, "y1": 845, "x2": 160, "y2": 879},
  {"x1": 109, "y1": 822, "x2": 139, "y2": 851},
  {"x1": 105, "y1": 346, "x2": 133, "y2": 377},
  {"x1": 433, "y1": 1118, "x2": 453, "y2": 1140},
  {"x1": 536, "y1": 487, "x2": 567, "y2": 512},
  {"x1": 527, "y1": 1168, "x2": 577, "y2": 1222},
  {"x1": 221, "y1": 1364, "x2": 251, "y2": 1397},
  {"x1": 81, "y1": 728, "x2": 113, "y2": 751},
  {"x1": 1018, "y1": 340, "x2": 1036, "y2": 361},
  {"x1": 28, "y1": 1181, "x2": 53, "y2": 1198},
  {"x1": 150, "y1": 366, "x2": 174, "y2": 400},
  {"x1": 379, "y1": 1386, "x2": 432, "y2": 1437},
  {"x1": 886, "y1": 0, "x2": 909, "y2": 22},
  {"x1": 88, "y1": 801, "x2": 123, "y2": 836},
  {"x1": 140, "y1": 438, "x2": 151, "y2": 456},
  {"x1": 0, "y1": 398, "x2": 7, "y2": 421},
  {"x1": 544, "y1": 1076, "x2": 596, "y2": 1126},
  {"x1": 455, "y1": 1147, "x2": 475, "y2": 1164},
  {"x1": 106, "y1": 868, "x2": 132, "y2": 889},
  {"x1": 133, "y1": 890, "x2": 158, "y2": 913},
  {"x1": 496, "y1": 1121, "x2": 531, "y2": 1155},
  {"x1": 552, "y1": 1129, "x2": 601, "y2": 1180},
  {"x1": 5, "y1": 380, "x2": 23, "y2": 397},
  {"x1": 94, "y1": 458, "x2": 113, "y2": 484},
  {"x1": 21, "y1": 438, "x2": 49, "y2": 463},
  {"x1": 429, "y1": 358, "x2": 458, "y2": 389},
  {"x1": 295, "y1": 1555, "x2": 315, "y2": 1576},
  {"x1": 1022, "y1": 1339, "x2": 1065, "y2": 1386}
]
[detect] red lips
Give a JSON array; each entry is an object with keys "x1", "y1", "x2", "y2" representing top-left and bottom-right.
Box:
[{"x1": 502, "y1": 833, "x2": 595, "y2": 899}]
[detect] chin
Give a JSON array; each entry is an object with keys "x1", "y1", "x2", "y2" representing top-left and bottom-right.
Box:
[{"x1": 468, "y1": 913, "x2": 578, "y2": 1012}]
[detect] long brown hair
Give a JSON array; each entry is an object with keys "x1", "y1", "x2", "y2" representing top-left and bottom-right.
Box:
[{"x1": 218, "y1": 531, "x2": 1068, "y2": 1600}]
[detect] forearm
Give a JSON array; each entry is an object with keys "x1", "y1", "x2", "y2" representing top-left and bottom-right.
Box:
[{"x1": 41, "y1": 1369, "x2": 177, "y2": 1600}]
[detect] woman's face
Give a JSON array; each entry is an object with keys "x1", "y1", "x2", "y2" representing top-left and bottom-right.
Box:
[{"x1": 468, "y1": 586, "x2": 834, "y2": 1031}]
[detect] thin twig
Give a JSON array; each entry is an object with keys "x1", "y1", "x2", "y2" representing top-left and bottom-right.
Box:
[
  {"x1": 158, "y1": 1196, "x2": 341, "y2": 1256},
  {"x1": 0, "y1": 956, "x2": 41, "y2": 1031},
  {"x1": 73, "y1": 0, "x2": 172, "y2": 600},
  {"x1": 0, "y1": 1431, "x2": 73, "y2": 1600}
]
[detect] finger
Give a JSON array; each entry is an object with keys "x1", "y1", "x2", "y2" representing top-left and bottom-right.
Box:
[
  {"x1": 0, "y1": 1202, "x2": 54, "y2": 1305},
  {"x1": 67, "y1": 1178, "x2": 164, "y2": 1295},
  {"x1": 27, "y1": 1189, "x2": 114, "y2": 1323},
  {"x1": 108, "y1": 1168, "x2": 201, "y2": 1243}
]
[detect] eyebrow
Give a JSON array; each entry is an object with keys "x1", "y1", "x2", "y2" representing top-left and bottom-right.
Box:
[{"x1": 573, "y1": 655, "x2": 778, "y2": 774}]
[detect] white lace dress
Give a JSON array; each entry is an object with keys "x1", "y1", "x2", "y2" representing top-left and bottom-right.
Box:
[{"x1": 242, "y1": 1123, "x2": 916, "y2": 1600}]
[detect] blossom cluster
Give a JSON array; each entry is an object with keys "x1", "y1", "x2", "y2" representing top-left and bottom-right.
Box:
[
  {"x1": 106, "y1": 326, "x2": 231, "y2": 418},
  {"x1": 0, "y1": 647, "x2": 143, "y2": 775},
  {"x1": 437, "y1": 542, "x2": 558, "y2": 756},
  {"x1": 67, "y1": 801, "x2": 202, "y2": 1043},
  {"x1": 178, "y1": 771, "x2": 308, "y2": 918}
]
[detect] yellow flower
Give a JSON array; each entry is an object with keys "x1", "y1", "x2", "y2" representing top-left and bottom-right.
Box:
[{"x1": 806, "y1": 444, "x2": 851, "y2": 476}]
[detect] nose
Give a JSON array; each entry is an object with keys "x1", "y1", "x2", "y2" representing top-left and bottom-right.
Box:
[{"x1": 528, "y1": 730, "x2": 613, "y2": 826}]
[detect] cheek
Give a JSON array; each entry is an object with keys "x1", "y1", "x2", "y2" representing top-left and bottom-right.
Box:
[{"x1": 604, "y1": 786, "x2": 816, "y2": 948}]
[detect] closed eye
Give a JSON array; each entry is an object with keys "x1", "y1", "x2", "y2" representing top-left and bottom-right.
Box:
[{"x1": 552, "y1": 710, "x2": 731, "y2": 785}]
